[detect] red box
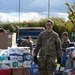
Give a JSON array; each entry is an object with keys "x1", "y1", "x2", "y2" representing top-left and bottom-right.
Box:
[{"x1": 0, "y1": 69, "x2": 12, "y2": 75}]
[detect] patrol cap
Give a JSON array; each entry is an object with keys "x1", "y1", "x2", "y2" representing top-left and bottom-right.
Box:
[
  {"x1": 46, "y1": 19, "x2": 54, "y2": 25},
  {"x1": 62, "y1": 32, "x2": 68, "y2": 37}
]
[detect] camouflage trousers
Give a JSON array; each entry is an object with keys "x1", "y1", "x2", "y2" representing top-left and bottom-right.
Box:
[{"x1": 38, "y1": 55, "x2": 56, "y2": 75}]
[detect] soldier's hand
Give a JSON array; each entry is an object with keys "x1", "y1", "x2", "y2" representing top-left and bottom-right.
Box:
[
  {"x1": 33, "y1": 56, "x2": 38, "y2": 64},
  {"x1": 57, "y1": 58, "x2": 61, "y2": 64}
]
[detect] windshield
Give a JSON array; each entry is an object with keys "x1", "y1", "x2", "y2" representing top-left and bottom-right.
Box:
[{"x1": 19, "y1": 29, "x2": 44, "y2": 39}]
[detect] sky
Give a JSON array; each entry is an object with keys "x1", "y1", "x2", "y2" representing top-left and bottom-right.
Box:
[{"x1": 0, "y1": 0, "x2": 74, "y2": 23}]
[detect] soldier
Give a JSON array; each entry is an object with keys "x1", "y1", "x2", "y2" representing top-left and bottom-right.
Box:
[
  {"x1": 61, "y1": 32, "x2": 70, "y2": 52},
  {"x1": 33, "y1": 20, "x2": 62, "y2": 75},
  {"x1": 20, "y1": 36, "x2": 33, "y2": 55}
]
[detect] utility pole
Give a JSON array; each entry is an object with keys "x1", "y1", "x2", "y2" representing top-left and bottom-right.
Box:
[
  {"x1": 48, "y1": 0, "x2": 50, "y2": 19},
  {"x1": 19, "y1": 0, "x2": 20, "y2": 23}
]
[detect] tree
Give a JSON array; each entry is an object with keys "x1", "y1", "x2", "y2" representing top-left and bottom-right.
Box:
[{"x1": 65, "y1": 1, "x2": 75, "y2": 31}]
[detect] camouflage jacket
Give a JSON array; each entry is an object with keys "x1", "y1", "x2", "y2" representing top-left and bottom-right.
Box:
[
  {"x1": 61, "y1": 38, "x2": 70, "y2": 50},
  {"x1": 20, "y1": 40, "x2": 33, "y2": 52},
  {"x1": 34, "y1": 30, "x2": 62, "y2": 58}
]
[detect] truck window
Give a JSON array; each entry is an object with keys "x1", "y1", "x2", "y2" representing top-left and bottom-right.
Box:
[
  {"x1": 17, "y1": 27, "x2": 45, "y2": 46},
  {"x1": 19, "y1": 28, "x2": 45, "y2": 39}
]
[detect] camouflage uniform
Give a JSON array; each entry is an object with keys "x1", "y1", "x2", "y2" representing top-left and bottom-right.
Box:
[
  {"x1": 62, "y1": 38, "x2": 70, "y2": 49},
  {"x1": 20, "y1": 40, "x2": 33, "y2": 54},
  {"x1": 34, "y1": 30, "x2": 62, "y2": 75},
  {"x1": 61, "y1": 32, "x2": 70, "y2": 51}
]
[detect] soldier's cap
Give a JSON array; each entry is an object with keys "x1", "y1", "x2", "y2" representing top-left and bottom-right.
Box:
[
  {"x1": 46, "y1": 19, "x2": 54, "y2": 25},
  {"x1": 62, "y1": 32, "x2": 68, "y2": 37}
]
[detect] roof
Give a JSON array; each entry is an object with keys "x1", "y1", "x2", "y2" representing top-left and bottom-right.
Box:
[{"x1": 18, "y1": 27, "x2": 45, "y2": 30}]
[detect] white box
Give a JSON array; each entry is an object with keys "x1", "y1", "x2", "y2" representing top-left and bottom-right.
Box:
[
  {"x1": 10, "y1": 60, "x2": 18, "y2": 68},
  {"x1": 23, "y1": 61, "x2": 31, "y2": 68},
  {"x1": 23, "y1": 47, "x2": 30, "y2": 54},
  {"x1": 18, "y1": 62, "x2": 23, "y2": 68},
  {"x1": 9, "y1": 47, "x2": 23, "y2": 55}
]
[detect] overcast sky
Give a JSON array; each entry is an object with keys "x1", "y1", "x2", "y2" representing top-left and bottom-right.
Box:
[{"x1": 0, "y1": 0, "x2": 74, "y2": 22}]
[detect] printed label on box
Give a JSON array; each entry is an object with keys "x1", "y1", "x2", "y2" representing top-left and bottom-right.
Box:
[{"x1": 23, "y1": 61, "x2": 31, "y2": 68}]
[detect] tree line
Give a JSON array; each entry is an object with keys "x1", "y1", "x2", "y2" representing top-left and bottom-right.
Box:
[{"x1": 0, "y1": 2, "x2": 74, "y2": 41}]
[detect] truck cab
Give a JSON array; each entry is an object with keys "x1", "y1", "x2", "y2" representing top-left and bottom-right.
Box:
[{"x1": 17, "y1": 27, "x2": 45, "y2": 46}]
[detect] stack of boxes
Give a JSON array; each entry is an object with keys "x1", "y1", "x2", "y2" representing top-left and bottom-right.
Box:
[
  {"x1": 0, "y1": 49, "x2": 11, "y2": 75},
  {"x1": 8, "y1": 47, "x2": 31, "y2": 75},
  {"x1": 23, "y1": 47, "x2": 31, "y2": 68},
  {"x1": 30, "y1": 56, "x2": 40, "y2": 75},
  {"x1": 0, "y1": 47, "x2": 40, "y2": 75},
  {"x1": 9, "y1": 47, "x2": 23, "y2": 68}
]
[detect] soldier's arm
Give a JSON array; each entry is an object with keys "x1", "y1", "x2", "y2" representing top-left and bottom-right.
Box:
[
  {"x1": 19, "y1": 41, "x2": 24, "y2": 46},
  {"x1": 66, "y1": 40, "x2": 70, "y2": 48},
  {"x1": 33, "y1": 34, "x2": 42, "y2": 56},
  {"x1": 30, "y1": 42, "x2": 33, "y2": 55},
  {"x1": 55, "y1": 35, "x2": 62, "y2": 58}
]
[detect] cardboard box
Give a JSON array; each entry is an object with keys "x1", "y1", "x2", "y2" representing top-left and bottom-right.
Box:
[
  {"x1": 23, "y1": 68, "x2": 30, "y2": 75},
  {"x1": 12, "y1": 68, "x2": 23, "y2": 75},
  {"x1": 0, "y1": 32, "x2": 16, "y2": 49},
  {"x1": 12, "y1": 68, "x2": 30, "y2": 75}
]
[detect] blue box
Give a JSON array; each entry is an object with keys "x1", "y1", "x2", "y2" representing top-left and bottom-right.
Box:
[
  {"x1": 30, "y1": 65, "x2": 40, "y2": 74},
  {"x1": 30, "y1": 62, "x2": 40, "y2": 74},
  {"x1": 23, "y1": 53, "x2": 30, "y2": 61}
]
